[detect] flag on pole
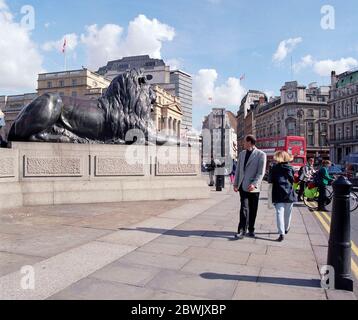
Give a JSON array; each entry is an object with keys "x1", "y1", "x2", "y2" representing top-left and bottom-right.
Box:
[
  {"x1": 240, "y1": 74, "x2": 245, "y2": 81},
  {"x1": 62, "y1": 38, "x2": 67, "y2": 54},
  {"x1": 208, "y1": 97, "x2": 213, "y2": 102}
]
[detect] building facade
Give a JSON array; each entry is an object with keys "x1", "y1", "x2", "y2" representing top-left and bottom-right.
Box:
[
  {"x1": 151, "y1": 85, "x2": 183, "y2": 138},
  {"x1": 255, "y1": 81, "x2": 330, "y2": 159},
  {"x1": 329, "y1": 70, "x2": 358, "y2": 164},
  {"x1": 97, "y1": 55, "x2": 193, "y2": 130},
  {"x1": 0, "y1": 108, "x2": 5, "y2": 142},
  {"x1": 237, "y1": 91, "x2": 267, "y2": 153},
  {"x1": 202, "y1": 108, "x2": 238, "y2": 168},
  {"x1": 38, "y1": 68, "x2": 110, "y2": 99},
  {"x1": 0, "y1": 93, "x2": 38, "y2": 140}
]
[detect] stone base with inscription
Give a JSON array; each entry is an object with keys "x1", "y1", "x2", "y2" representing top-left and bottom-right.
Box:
[{"x1": 0, "y1": 142, "x2": 209, "y2": 209}]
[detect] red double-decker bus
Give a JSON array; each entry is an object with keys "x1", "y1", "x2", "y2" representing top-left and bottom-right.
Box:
[{"x1": 256, "y1": 136, "x2": 307, "y2": 172}]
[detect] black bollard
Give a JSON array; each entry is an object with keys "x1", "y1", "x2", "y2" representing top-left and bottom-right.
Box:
[{"x1": 327, "y1": 176, "x2": 353, "y2": 291}]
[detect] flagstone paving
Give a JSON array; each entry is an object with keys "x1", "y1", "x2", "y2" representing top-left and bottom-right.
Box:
[{"x1": 0, "y1": 183, "x2": 356, "y2": 300}]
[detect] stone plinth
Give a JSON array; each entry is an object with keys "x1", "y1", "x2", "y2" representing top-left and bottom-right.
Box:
[{"x1": 0, "y1": 142, "x2": 209, "y2": 209}]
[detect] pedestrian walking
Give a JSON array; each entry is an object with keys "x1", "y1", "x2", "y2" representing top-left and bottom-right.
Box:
[
  {"x1": 317, "y1": 160, "x2": 335, "y2": 212},
  {"x1": 268, "y1": 151, "x2": 297, "y2": 242},
  {"x1": 207, "y1": 157, "x2": 216, "y2": 187},
  {"x1": 233, "y1": 135, "x2": 267, "y2": 239},
  {"x1": 297, "y1": 158, "x2": 316, "y2": 201}
]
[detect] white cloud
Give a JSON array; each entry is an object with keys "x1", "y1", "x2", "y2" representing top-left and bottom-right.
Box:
[
  {"x1": 293, "y1": 54, "x2": 314, "y2": 73},
  {"x1": 193, "y1": 69, "x2": 246, "y2": 108},
  {"x1": 0, "y1": 0, "x2": 44, "y2": 92},
  {"x1": 314, "y1": 57, "x2": 358, "y2": 76},
  {"x1": 81, "y1": 14, "x2": 175, "y2": 69},
  {"x1": 273, "y1": 37, "x2": 303, "y2": 62},
  {"x1": 42, "y1": 33, "x2": 78, "y2": 52},
  {"x1": 293, "y1": 55, "x2": 358, "y2": 76}
]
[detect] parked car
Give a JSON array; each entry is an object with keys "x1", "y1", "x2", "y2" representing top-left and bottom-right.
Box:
[{"x1": 344, "y1": 154, "x2": 358, "y2": 188}]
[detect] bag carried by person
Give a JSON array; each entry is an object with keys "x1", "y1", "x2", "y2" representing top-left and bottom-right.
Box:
[{"x1": 312, "y1": 171, "x2": 321, "y2": 185}]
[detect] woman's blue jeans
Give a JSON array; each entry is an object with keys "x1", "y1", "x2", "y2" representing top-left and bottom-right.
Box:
[{"x1": 274, "y1": 203, "x2": 293, "y2": 235}]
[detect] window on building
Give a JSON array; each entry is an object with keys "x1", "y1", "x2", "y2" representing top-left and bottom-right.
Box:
[
  {"x1": 47, "y1": 81, "x2": 52, "y2": 88},
  {"x1": 72, "y1": 79, "x2": 77, "y2": 86},
  {"x1": 345, "y1": 127, "x2": 351, "y2": 139},
  {"x1": 308, "y1": 135, "x2": 314, "y2": 146},
  {"x1": 320, "y1": 135, "x2": 328, "y2": 146},
  {"x1": 321, "y1": 109, "x2": 328, "y2": 117},
  {"x1": 288, "y1": 122, "x2": 296, "y2": 135},
  {"x1": 307, "y1": 122, "x2": 314, "y2": 132},
  {"x1": 59, "y1": 92, "x2": 65, "y2": 96},
  {"x1": 308, "y1": 109, "x2": 314, "y2": 117},
  {"x1": 355, "y1": 125, "x2": 358, "y2": 139},
  {"x1": 71, "y1": 91, "x2": 77, "y2": 97},
  {"x1": 321, "y1": 123, "x2": 328, "y2": 133},
  {"x1": 337, "y1": 128, "x2": 342, "y2": 140},
  {"x1": 287, "y1": 108, "x2": 296, "y2": 116},
  {"x1": 59, "y1": 80, "x2": 65, "y2": 87}
]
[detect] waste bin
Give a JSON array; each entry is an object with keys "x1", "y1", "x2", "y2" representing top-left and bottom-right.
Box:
[{"x1": 216, "y1": 175, "x2": 224, "y2": 192}]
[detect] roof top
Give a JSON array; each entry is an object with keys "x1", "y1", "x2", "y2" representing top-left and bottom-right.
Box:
[
  {"x1": 336, "y1": 69, "x2": 358, "y2": 88},
  {"x1": 97, "y1": 55, "x2": 166, "y2": 74}
]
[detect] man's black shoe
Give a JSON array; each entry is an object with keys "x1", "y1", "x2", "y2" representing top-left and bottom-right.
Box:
[
  {"x1": 285, "y1": 228, "x2": 290, "y2": 235},
  {"x1": 247, "y1": 232, "x2": 256, "y2": 238},
  {"x1": 277, "y1": 235, "x2": 284, "y2": 242},
  {"x1": 235, "y1": 231, "x2": 245, "y2": 240}
]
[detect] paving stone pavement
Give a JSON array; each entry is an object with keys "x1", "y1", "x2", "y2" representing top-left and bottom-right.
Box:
[{"x1": 0, "y1": 183, "x2": 356, "y2": 300}]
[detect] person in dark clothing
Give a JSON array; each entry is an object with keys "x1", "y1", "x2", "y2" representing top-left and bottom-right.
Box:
[
  {"x1": 268, "y1": 151, "x2": 297, "y2": 242},
  {"x1": 317, "y1": 160, "x2": 335, "y2": 212},
  {"x1": 207, "y1": 157, "x2": 216, "y2": 187}
]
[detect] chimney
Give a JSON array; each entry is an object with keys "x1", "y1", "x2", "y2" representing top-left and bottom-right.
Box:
[{"x1": 331, "y1": 70, "x2": 337, "y2": 87}]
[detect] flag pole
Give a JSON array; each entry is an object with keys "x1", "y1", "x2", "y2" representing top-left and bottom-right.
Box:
[
  {"x1": 64, "y1": 51, "x2": 67, "y2": 71},
  {"x1": 63, "y1": 38, "x2": 67, "y2": 71}
]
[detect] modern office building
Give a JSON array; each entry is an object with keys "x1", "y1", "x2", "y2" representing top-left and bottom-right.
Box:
[
  {"x1": 329, "y1": 70, "x2": 358, "y2": 164},
  {"x1": 97, "y1": 55, "x2": 193, "y2": 130}
]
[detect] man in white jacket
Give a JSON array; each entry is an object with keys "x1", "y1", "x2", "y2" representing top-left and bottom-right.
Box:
[{"x1": 234, "y1": 135, "x2": 267, "y2": 239}]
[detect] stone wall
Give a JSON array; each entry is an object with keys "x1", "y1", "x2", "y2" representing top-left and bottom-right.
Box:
[{"x1": 0, "y1": 143, "x2": 208, "y2": 209}]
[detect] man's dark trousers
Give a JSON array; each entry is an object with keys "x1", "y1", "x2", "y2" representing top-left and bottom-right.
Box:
[{"x1": 238, "y1": 187, "x2": 260, "y2": 233}]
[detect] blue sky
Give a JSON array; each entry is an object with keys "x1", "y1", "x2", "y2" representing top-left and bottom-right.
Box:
[{"x1": 1, "y1": 0, "x2": 358, "y2": 130}]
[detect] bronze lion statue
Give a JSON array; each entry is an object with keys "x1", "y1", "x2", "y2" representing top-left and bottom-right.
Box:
[{"x1": 8, "y1": 69, "x2": 178, "y2": 145}]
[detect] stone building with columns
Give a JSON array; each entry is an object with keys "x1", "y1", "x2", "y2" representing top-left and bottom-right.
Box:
[
  {"x1": 151, "y1": 85, "x2": 183, "y2": 138},
  {"x1": 329, "y1": 70, "x2": 358, "y2": 164}
]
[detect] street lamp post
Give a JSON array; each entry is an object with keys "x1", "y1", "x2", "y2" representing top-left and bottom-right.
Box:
[{"x1": 221, "y1": 109, "x2": 225, "y2": 159}]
